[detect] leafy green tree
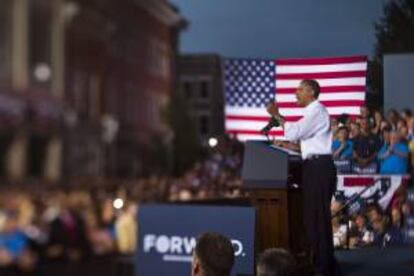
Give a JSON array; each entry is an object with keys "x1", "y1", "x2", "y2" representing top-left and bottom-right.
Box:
[
  {"x1": 164, "y1": 92, "x2": 201, "y2": 176},
  {"x1": 370, "y1": 0, "x2": 414, "y2": 108},
  {"x1": 375, "y1": 0, "x2": 414, "y2": 57}
]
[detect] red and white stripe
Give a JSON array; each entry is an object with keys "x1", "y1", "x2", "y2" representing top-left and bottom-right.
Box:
[
  {"x1": 276, "y1": 55, "x2": 367, "y2": 121},
  {"x1": 225, "y1": 106, "x2": 284, "y2": 141}
]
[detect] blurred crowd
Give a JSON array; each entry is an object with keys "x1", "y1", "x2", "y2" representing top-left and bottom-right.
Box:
[
  {"x1": 0, "y1": 137, "x2": 245, "y2": 273},
  {"x1": 0, "y1": 106, "x2": 413, "y2": 273},
  {"x1": 331, "y1": 191, "x2": 411, "y2": 249},
  {"x1": 331, "y1": 106, "x2": 414, "y2": 175},
  {"x1": 330, "y1": 106, "x2": 414, "y2": 249}
]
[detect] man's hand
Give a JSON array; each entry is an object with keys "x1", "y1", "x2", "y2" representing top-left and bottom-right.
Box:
[
  {"x1": 266, "y1": 102, "x2": 280, "y2": 117},
  {"x1": 273, "y1": 140, "x2": 285, "y2": 147},
  {"x1": 266, "y1": 102, "x2": 285, "y2": 127}
]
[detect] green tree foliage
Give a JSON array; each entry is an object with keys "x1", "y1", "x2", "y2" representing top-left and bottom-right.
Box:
[
  {"x1": 375, "y1": 0, "x2": 414, "y2": 58},
  {"x1": 370, "y1": 0, "x2": 414, "y2": 107},
  {"x1": 164, "y1": 92, "x2": 201, "y2": 176}
]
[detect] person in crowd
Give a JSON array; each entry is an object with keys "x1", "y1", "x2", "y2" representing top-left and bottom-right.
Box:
[
  {"x1": 332, "y1": 126, "x2": 353, "y2": 160},
  {"x1": 46, "y1": 194, "x2": 91, "y2": 262},
  {"x1": 84, "y1": 209, "x2": 115, "y2": 256},
  {"x1": 378, "y1": 131, "x2": 409, "y2": 174},
  {"x1": 372, "y1": 110, "x2": 384, "y2": 135},
  {"x1": 115, "y1": 201, "x2": 138, "y2": 254},
  {"x1": 359, "y1": 106, "x2": 374, "y2": 126},
  {"x1": 387, "y1": 109, "x2": 400, "y2": 130},
  {"x1": 331, "y1": 118, "x2": 339, "y2": 139},
  {"x1": 366, "y1": 204, "x2": 383, "y2": 226},
  {"x1": 407, "y1": 117, "x2": 414, "y2": 142},
  {"x1": 380, "y1": 126, "x2": 391, "y2": 146},
  {"x1": 367, "y1": 204, "x2": 400, "y2": 247},
  {"x1": 391, "y1": 207, "x2": 403, "y2": 229},
  {"x1": 353, "y1": 118, "x2": 381, "y2": 174},
  {"x1": 377, "y1": 209, "x2": 405, "y2": 247},
  {"x1": 349, "y1": 121, "x2": 361, "y2": 141},
  {"x1": 400, "y1": 108, "x2": 412, "y2": 123},
  {"x1": 332, "y1": 216, "x2": 347, "y2": 249},
  {"x1": 0, "y1": 210, "x2": 28, "y2": 267},
  {"x1": 256, "y1": 248, "x2": 298, "y2": 276},
  {"x1": 337, "y1": 113, "x2": 351, "y2": 129},
  {"x1": 371, "y1": 216, "x2": 388, "y2": 247},
  {"x1": 191, "y1": 232, "x2": 235, "y2": 276},
  {"x1": 331, "y1": 201, "x2": 347, "y2": 249},
  {"x1": 396, "y1": 119, "x2": 409, "y2": 142},
  {"x1": 408, "y1": 117, "x2": 414, "y2": 174},
  {"x1": 349, "y1": 213, "x2": 373, "y2": 248}
]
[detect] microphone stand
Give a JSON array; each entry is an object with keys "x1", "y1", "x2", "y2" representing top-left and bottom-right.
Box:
[{"x1": 262, "y1": 130, "x2": 272, "y2": 145}]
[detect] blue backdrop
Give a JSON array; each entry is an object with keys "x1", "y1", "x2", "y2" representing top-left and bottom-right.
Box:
[{"x1": 136, "y1": 204, "x2": 256, "y2": 276}]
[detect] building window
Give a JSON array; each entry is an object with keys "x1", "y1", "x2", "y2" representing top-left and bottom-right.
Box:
[
  {"x1": 200, "y1": 115, "x2": 209, "y2": 135},
  {"x1": 88, "y1": 75, "x2": 101, "y2": 120},
  {"x1": 0, "y1": 0, "x2": 12, "y2": 84},
  {"x1": 73, "y1": 71, "x2": 87, "y2": 117},
  {"x1": 0, "y1": 132, "x2": 12, "y2": 178},
  {"x1": 200, "y1": 81, "x2": 210, "y2": 99},
  {"x1": 29, "y1": 0, "x2": 52, "y2": 89},
  {"x1": 148, "y1": 37, "x2": 170, "y2": 78},
  {"x1": 26, "y1": 135, "x2": 48, "y2": 178},
  {"x1": 183, "y1": 82, "x2": 192, "y2": 99}
]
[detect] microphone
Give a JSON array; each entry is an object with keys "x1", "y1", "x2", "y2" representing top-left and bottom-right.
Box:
[{"x1": 261, "y1": 116, "x2": 281, "y2": 134}]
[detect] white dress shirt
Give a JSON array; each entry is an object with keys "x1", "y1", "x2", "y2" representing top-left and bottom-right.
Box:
[{"x1": 284, "y1": 100, "x2": 332, "y2": 160}]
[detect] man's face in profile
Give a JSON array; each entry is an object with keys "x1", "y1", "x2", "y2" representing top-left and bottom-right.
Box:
[{"x1": 295, "y1": 83, "x2": 313, "y2": 107}]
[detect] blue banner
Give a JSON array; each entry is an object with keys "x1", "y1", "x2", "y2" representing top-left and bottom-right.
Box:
[{"x1": 136, "y1": 204, "x2": 256, "y2": 276}]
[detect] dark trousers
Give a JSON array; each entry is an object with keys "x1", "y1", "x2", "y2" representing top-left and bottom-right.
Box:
[{"x1": 302, "y1": 155, "x2": 337, "y2": 276}]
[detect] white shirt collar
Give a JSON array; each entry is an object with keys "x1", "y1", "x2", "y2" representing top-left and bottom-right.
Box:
[{"x1": 305, "y1": 99, "x2": 319, "y2": 111}]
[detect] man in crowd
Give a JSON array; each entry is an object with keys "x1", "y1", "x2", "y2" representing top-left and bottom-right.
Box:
[
  {"x1": 191, "y1": 232, "x2": 235, "y2": 276},
  {"x1": 256, "y1": 248, "x2": 297, "y2": 276},
  {"x1": 378, "y1": 130, "x2": 409, "y2": 174},
  {"x1": 332, "y1": 126, "x2": 353, "y2": 173},
  {"x1": 332, "y1": 126, "x2": 353, "y2": 160},
  {"x1": 352, "y1": 118, "x2": 381, "y2": 174}
]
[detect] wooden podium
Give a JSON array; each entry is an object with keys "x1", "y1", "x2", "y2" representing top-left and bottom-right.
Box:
[{"x1": 242, "y1": 140, "x2": 309, "y2": 256}]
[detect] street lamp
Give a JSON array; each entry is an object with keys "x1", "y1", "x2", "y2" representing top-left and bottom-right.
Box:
[{"x1": 208, "y1": 137, "x2": 218, "y2": 148}]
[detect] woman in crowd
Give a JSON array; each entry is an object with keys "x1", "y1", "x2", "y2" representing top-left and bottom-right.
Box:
[{"x1": 372, "y1": 110, "x2": 385, "y2": 136}]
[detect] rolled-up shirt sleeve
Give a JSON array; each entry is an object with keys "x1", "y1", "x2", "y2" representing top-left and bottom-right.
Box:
[{"x1": 284, "y1": 108, "x2": 323, "y2": 141}]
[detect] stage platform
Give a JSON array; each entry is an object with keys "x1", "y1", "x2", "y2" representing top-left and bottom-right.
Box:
[{"x1": 336, "y1": 247, "x2": 414, "y2": 276}]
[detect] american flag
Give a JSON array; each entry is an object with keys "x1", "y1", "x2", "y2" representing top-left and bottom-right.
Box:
[{"x1": 224, "y1": 55, "x2": 368, "y2": 141}]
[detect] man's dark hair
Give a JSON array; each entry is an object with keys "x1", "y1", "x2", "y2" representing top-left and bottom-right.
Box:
[
  {"x1": 257, "y1": 248, "x2": 297, "y2": 276},
  {"x1": 382, "y1": 125, "x2": 391, "y2": 133},
  {"x1": 402, "y1": 108, "x2": 412, "y2": 117},
  {"x1": 338, "y1": 113, "x2": 350, "y2": 125},
  {"x1": 194, "y1": 232, "x2": 235, "y2": 276},
  {"x1": 301, "y1": 79, "x2": 321, "y2": 99}
]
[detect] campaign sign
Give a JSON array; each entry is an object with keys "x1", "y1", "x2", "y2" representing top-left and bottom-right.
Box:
[{"x1": 136, "y1": 204, "x2": 255, "y2": 276}]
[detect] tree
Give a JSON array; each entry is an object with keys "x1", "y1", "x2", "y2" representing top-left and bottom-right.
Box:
[
  {"x1": 370, "y1": 0, "x2": 414, "y2": 108},
  {"x1": 375, "y1": 0, "x2": 414, "y2": 58},
  {"x1": 163, "y1": 92, "x2": 201, "y2": 176}
]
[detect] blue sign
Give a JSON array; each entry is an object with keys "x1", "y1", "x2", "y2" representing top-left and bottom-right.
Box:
[{"x1": 136, "y1": 204, "x2": 256, "y2": 276}]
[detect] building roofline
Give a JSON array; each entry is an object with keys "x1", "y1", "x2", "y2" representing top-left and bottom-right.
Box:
[{"x1": 134, "y1": 0, "x2": 188, "y2": 29}]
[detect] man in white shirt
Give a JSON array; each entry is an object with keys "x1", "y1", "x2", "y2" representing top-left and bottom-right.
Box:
[{"x1": 267, "y1": 79, "x2": 337, "y2": 276}]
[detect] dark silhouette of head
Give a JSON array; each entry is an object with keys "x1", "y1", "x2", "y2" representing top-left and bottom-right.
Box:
[
  {"x1": 257, "y1": 248, "x2": 297, "y2": 276},
  {"x1": 192, "y1": 232, "x2": 235, "y2": 276}
]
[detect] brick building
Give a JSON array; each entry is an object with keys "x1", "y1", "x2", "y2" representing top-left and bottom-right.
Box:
[
  {"x1": 0, "y1": 0, "x2": 186, "y2": 182},
  {"x1": 177, "y1": 54, "x2": 224, "y2": 146}
]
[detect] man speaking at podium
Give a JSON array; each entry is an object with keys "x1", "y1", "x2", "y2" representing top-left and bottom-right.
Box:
[{"x1": 266, "y1": 79, "x2": 338, "y2": 276}]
